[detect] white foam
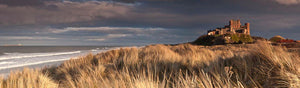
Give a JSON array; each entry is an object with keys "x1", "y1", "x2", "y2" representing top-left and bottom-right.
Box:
[
  {"x1": 0, "y1": 61, "x2": 15, "y2": 65},
  {"x1": 0, "y1": 58, "x2": 71, "y2": 70},
  {"x1": 0, "y1": 51, "x2": 81, "y2": 61},
  {"x1": 90, "y1": 49, "x2": 98, "y2": 51},
  {"x1": 3, "y1": 53, "x2": 14, "y2": 55},
  {"x1": 0, "y1": 46, "x2": 123, "y2": 72}
]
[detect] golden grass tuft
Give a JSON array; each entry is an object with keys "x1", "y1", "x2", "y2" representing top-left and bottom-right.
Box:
[
  {"x1": 1, "y1": 68, "x2": 58, "y2": 88},
  {"x1": 0, "y1": 41, "x2": 299, "y2": 88}
]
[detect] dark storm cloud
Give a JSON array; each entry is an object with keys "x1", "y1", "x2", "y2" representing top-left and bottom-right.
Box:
[
  {"x1": 0, "y1": 0, "x2": 44, "y2": 6},
  {"x1": 275, "y1": 0, "x2": 300, "y2": 5},
  {"x1": 0, "y1": 1, "x2": 133, "y2": 26},
  {"x1": 1, "y1": 0, "x2": 300, "y2": 27}
]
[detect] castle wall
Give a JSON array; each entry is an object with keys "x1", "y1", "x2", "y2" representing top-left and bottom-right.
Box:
[
  {"x1": 207, "y1": 20, "x2": 250, "y2": 35},
  {"x1": 245, "y1": 23, "x2": 250, "y2": 35}
]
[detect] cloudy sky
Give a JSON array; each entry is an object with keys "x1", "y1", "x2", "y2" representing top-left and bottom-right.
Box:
[{"x1": 0, "y1": 0, "x2": 299, "y2": 46}]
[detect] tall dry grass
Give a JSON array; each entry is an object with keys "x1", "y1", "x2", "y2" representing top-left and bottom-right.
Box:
[
  {"x1": 0, "y1": 68, "x2": 58, "y2": 88},
  {"x1": 0, "y1": 41, "x2": 299, "y2": 88}
]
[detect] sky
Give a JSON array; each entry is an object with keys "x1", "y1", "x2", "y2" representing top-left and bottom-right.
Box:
[{"x1": 0, "y1": 0, "x2": 299, "y2": 46}]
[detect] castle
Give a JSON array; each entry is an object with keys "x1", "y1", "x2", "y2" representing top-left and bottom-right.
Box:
[{"x1": 207, "y1": 20, "x2": 250, "y2": 35}]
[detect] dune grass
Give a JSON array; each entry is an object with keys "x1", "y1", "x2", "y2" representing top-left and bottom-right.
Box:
[{"x1": 0, "y1": 41, "x2": 299, "y2": 88}]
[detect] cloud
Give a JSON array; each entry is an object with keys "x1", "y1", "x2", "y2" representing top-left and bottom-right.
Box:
[
  {"x1": 87, "y1": 34, "x2": 132, "y2": 41},
  {"x1": 275, "y1": 0, "x2": 300, "y2": 5},
  {"x1": 50, "y1": 27, "x2": 166, "y2": 33},
  {"x1": 0, "y1": 0, "x2": 44, "y2": 6},
  {"x1": 1, "y1": 0, "x2": 299, "y2": 29},
  {"x1": 0, "y1": 1, "x2": 134, "y2": 26},
  {"x1": 0, "y1": 36, "x2": 57, "y2": 40},
  {"x1": 87, "y1": 38, "x2": 106, "y2": 41},
  {"x1": 107, "y1": 34, "x2": 132, "y2": 38}
]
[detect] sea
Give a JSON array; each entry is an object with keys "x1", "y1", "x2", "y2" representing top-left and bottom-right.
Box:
[{"x1": 0, "y1": 46, "x2": 120, "y2": 76}]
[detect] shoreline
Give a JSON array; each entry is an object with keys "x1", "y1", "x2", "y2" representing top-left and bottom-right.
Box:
[{"x1": 0, "y1": 46, "x2": 140, "y2": 77}]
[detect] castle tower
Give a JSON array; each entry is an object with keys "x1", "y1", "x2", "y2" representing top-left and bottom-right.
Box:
[
  {"x1": 245, "y1": 23, "x2": 250, "y2": 35},
  {"x1": 229, "y1": 20, "x2": 241, "y2": 33}
]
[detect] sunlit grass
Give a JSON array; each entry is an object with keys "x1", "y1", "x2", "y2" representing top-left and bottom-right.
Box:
[{"x1": 0, "y1": 41, "x2": 299, "y2": 88}]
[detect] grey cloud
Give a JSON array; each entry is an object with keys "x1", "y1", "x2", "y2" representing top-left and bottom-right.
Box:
[
  {"x1": 0, "y1": 36, "x2": 57, "y2": 40},
  {"x1": 50, "y1": 27, "x2": 166, "y2": 34},
  {"x1": 275, "y1": 0, "x2": 300, "y2": 5},
  {"x1": 86, "y1": 34, "x2": 133, "y2": 41},
  {"x1": 45, "y1": 26, "x2": 188, "y2": 44},
  {"x1": 0, "y1": 0, "x2": 44, "y2": 6},
  {"x1": 0, "y1": 1, "x2": 134, "y2": 26},
  {"x1": 1, "y1": 0, "x2": 300, "y2": 28}
]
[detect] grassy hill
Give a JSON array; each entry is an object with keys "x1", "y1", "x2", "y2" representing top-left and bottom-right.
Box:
[
  {"x1": 0, "y1": 41, "x2": 299, "y2": 88},
  {"x1": 192, "y1": 34, "x2": 255, "y2": 45}
]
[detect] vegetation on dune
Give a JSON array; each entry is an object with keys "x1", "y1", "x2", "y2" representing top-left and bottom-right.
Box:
[
  {"x1": 251, "y1": 36, "x2": 267, "y2": 42},
  {"x1": 192, "y1": 35, "x2": 216, "y2": 45},
  {"x1": 269, "y1": 35, "x2": 285, "y2": 42},
  {"x1": 230, "y1": 34, "x2": 253, "y2": 43},
  {"x1": 0, "y1": 41, "x2": 299, "y2": 88},
  {"x1": 193, "y1": 34, "x2": 254, "y2": 45}
]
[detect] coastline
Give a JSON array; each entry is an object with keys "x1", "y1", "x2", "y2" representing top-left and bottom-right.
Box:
[{"x1": 0, "y1": 46, "x2": 130, "y2": 77}]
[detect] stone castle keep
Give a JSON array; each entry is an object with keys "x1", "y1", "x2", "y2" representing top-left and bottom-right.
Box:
[{"x1": 208, "y1": 20, "x2": 250, "y2": 35}]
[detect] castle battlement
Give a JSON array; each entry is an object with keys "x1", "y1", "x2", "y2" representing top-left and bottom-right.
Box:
[{"x1": 208, "y1": 20, "x2": 250, "y2": 35}]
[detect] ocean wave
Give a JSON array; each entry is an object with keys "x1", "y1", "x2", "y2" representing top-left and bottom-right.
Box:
[
  {"x1": 0, "y1": 61, "x2": 15, "y2": 65},
  {"x1": 90, "y1": 47, "x2": 117, "y2": 52},
  {"x1": 0, "y1": 46, "x2": 124, "y2": 71},
  {"x1": 0, "y1": 51, "x2": 81, "y2": 61},
  {"x1": 90, "y1": 48, "x2": 99, "y2": 52},
  {"x1": 0, "y1": 58, "x2": 71, "y2": 70},
  {"x1": 90, "y1": 49, "x2": 98, "y2": 51},
  {"x1": 3, "y1": 53, "x2": 18, "y2": 55}
]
